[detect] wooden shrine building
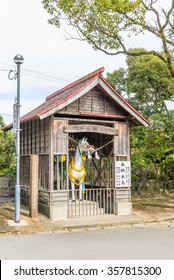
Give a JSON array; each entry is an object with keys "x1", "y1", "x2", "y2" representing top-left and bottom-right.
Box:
[{"x1": 5, "y1": 67, "x2": 150, "y2": 220}]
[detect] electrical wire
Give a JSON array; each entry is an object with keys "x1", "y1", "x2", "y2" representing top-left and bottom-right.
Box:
[
  {"x1": 0, "y1": 64, "x2": 73, "y2": 89},
  {"x1": 0, "y1": 69, "x2": 12, "y2": 71},
  {"x1": 22, "y1": 68, "x2": 71, "y2": 83},
  {"x1": 0, "y1": 60, "x2": 86, "y2": 118},
  {"x1": 0, "y1": 61, "x2": 76, "y2": 84},
  {"x1": 0, "y1": 113, "x2": 13, "y2": 116}
]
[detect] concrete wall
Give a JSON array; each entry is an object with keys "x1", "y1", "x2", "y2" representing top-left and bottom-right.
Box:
[{"x1": 0, "y1": 176, "x2": 14, "y2": 196}]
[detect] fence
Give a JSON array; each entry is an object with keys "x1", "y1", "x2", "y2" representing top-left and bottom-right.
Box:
[
  {"x1": 20, "y1": 185, "x2": 121, "y2": 218},
  {"x1": 67, "y1": 187, "x2": 116, "y2": 218}
]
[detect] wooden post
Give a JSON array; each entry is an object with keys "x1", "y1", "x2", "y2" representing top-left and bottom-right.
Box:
[
  {"x1": 113, "y1": 122, "x2": 132, "y2": 215},
  {"x1": 30, "y1": 155, "x2": 39, "y2": 218}
]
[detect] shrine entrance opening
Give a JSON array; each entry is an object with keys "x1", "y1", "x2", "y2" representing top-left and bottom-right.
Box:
[{"x1": 67, "y1": 131, "x2": 114, "y2": 218}]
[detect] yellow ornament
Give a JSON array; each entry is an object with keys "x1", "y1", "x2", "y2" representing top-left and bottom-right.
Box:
[
  {"x1": 68, "y1": 156, "x2": 86, "y2": 186},
  {"x1": 82, "y1": 155, "x2": 86, "y2": 161},
  {"x1": 60, "y1": 155, "x2": 66, "y2": 162}
]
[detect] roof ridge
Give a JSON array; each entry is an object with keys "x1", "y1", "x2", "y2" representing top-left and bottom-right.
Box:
[{"x1": 46, "y1": 67, "x2": 105, "y2": 101}]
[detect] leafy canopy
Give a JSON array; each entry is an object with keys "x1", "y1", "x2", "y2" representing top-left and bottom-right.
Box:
[
  {"x1": 106, "y1": 51, "x2": 174, "y2": 188},
  {"x1": 131, "y1": 112, "x2": 174, "y2": 186},
  {"x1": 42, "y1": 0, "x2": 174, "y2": 78},
  {"x1": 106, "y1": 48, "x2": 174, "y2": 117}
]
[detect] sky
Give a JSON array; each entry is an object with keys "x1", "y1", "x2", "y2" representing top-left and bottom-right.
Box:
[{"x1": 0, "y1": 0, "x2": 171, "y2": 125}]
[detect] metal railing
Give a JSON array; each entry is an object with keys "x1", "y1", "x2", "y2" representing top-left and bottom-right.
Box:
[
  {"x1": 67, "y1": 188, "x2": 115, "y2": 218},
  {"x1": 21, "y1": 186, "x2": 130, "y2": 219}
]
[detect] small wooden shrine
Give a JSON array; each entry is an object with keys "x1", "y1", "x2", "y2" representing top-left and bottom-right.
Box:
[{"x1": 5, "y1": 67, "x2": 149, "y2": 220}]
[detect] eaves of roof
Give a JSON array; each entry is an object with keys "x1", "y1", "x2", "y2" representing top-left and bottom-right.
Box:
[
  {"x1": 4, "y1": 68, "x2": 104, "y2": 131},
  {"x1": 4, "y1": 66, "x2": 150, "y2": 130},
  {"x1": 21, "y1": 67, "x2": 105, "y2": 122}
]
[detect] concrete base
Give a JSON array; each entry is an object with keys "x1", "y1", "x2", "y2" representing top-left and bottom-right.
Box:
[
  {"x1": 50, "y1": 202, "x2": 68, "y2": 221},
  {"x1": 7, "y1": 220, "x2": 28, "y2": 227},
  {"x1": 116, "y1": 202, "x2": 132, "y2": 216}
]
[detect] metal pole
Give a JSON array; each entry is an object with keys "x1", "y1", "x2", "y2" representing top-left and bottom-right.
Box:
[
  {"x1": 14, "y1": 54, "x2": 24, "y2": 223},
  {"x1": 15, "y1": 63, "x2": 21, "y2": 223}
]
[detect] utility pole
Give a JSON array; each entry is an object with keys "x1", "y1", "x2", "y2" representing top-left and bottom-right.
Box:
[{"x1": 14, "y1": 54, "x2": 24, "y2": 223}]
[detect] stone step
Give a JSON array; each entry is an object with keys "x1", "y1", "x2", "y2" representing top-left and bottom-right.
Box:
[
  {"x1": 68, "y1": 208, "x2": 105, "y2": 217},
  {"x1": 68, "y1": 200, "x2": 105, "y2": 217}
]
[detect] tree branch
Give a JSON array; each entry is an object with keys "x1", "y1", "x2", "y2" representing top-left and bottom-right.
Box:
[{"x1": 161, "y1": 0, "x2": 174, "y2": 31}]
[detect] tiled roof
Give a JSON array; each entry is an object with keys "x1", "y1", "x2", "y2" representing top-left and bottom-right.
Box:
[
  {"x1": 4, "y1": 66, "x2": 150, "y2": 130},
  {"x1": 21, "y1": 67, "x2": 104, "y2": 123}
]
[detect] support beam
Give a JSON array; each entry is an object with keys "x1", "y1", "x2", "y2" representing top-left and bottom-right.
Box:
[
  {"x1": 30, "y1": 155, "x2": 39, "y2": 218},
  {"x1": 92, "y1": 158, "x2": 107, "y2": 186},
  {"x1": 93, "y1": 148, "x2": 113, "y2": 186},
  {"x1": 63, "y1": 124, "x2": 118, "y2": 135}
]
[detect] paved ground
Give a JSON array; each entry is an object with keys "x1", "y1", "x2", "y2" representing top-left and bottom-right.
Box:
[
  {"x1": 1, "y1": 222, "x2": 174, "y2": 259},
  {"x1": 0, "y1": 196, "x2": 174, "y2": 234}
]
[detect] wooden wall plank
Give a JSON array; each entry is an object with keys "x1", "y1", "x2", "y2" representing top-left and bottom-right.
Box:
[
  {"x1": 20, "y1": 117, "x2": 50, "y2": 155},
  {"x1": 20, "y1": 156, "x2": 30, "y2": 186},
  {"x1": 52, "y1": 119, "x2": 68, "y2": 154},
  {"x1": 27, "y1": 122, "x2": 31, "y2": 154},
  {"x1": 114, "y1": 122, "x2": 130, "y2": 156},
  {"x1": 58, "y1": 88, "x2": 128, "y2": 118}
]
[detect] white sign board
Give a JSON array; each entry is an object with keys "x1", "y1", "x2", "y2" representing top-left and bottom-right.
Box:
[{"x1": 115, "y1": 161, "x2": 131, "y2": 187}]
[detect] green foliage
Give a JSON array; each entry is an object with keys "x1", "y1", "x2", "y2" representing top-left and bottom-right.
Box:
[
  {"x1": 42, "y1": 0, "x2": 174, "y2": 78},
  {"x1": 0, "y1": 116, "x2": 16, "y2": 176},
  {"x1": 106, "y1": 52, "x2": 174, "y2": 191},
  {"x1": 42, "y1": 0, "x2": 144, "y2": 51},
  {"x1": 131, "y1": 112, "x2": 174, "y2": 191},
  {"x1": 126, "y1": 50, "x2": 174, "y2": 116},
  {"x1": 0, "y1": 115, "x2": 5, "y2": 127},
  {"x1": 106, "y1": 49, "x2": 174, "y2": 117},
  {"x1": 106, "y1": 68, "x2": 128, "y2": 97}
]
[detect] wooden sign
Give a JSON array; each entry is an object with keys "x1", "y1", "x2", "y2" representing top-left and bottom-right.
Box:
[{"x1": 115, "y1": 161, "x2": 131, "y2": 187}]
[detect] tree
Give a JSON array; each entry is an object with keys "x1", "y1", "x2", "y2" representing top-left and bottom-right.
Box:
[
  {"x1": 106, "y1": 51, "x2": 174, "y2": 190},
  {"x1": 0, "y1": 115, "x2": 5, "y2": 128},
  {"x1": 106, "y1": 68, "x2": 128, "y2": 98},
  {"x1": 131, "y1": 111, "x2": 174, "y2": 191},
  {"x1": 127, "y1": 51, "x2": 174, "y2": 115},
  {"x1": 0, "y1": 116, "x2": 16, "y2": 176},
  {"x1": 42, "y1": 0, "x2": 174, "y2": 78},
  {"x1": 106, "y1": 49, "x2": 174, "y2": 117}
]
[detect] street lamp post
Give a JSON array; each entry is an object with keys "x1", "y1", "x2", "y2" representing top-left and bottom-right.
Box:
[{"x1": 14, "y1": 54, "x2": 24, "y2": 223}]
